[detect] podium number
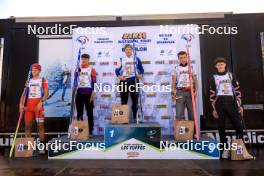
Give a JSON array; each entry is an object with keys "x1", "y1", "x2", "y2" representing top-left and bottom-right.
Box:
[
  {"x1": 109, "y1": 130, "x2": 114, "y2": 138},
  {"x1": 73, "y1": 127, "x2": 79, "y2": 135},
  {"x1": 114, "y1": 109, "x2": 124, "y2": 117},
  {"x1": 236, "y1": 145, "x2": 243, "y2": 155},
  {"x1": 179, "y1": 126, "x2": 186, "y2": 134},
  {"x1": 17, "y1": 144, "x2": 24, "y2": 151}
]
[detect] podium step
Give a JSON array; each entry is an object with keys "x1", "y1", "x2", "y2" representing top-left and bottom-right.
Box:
[{"x1": 105, "y1": 122, "x2": 161, "y2": 148}]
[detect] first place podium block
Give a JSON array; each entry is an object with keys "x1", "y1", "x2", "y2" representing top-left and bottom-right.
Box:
[{"x1": 104, "y1": 122, "x2": 161, "y2": 148}]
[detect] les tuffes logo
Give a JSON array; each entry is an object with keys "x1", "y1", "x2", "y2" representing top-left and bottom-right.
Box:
[{"x1": 122, "y1": 32, "x2": 147, "y2": 39}]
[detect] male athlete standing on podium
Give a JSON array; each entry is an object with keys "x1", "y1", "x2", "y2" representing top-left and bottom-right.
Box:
[
  {"x1": 115, "y1": 44, "x2": 144, "y2": 121},
  {"x1": 171, "y1": 51, "x2": 198, "y2": 120}
]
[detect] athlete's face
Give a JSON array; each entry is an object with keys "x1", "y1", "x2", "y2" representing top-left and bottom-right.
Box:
[
  {"x1": 215, "y1": 62, "x2": 226, "y2": 73},
  {"x1": 178, "y1": 54, "x2": 187, "y2": 64},
  {"x1": 81, "y1": 57, "x2": 89, "y2": 65},
  {"x1": 125, "y1": 47, "x2": 133, "y2": 57},
  {"x1": 31, "y1": 68, "x2": 40, "y2": 77}
]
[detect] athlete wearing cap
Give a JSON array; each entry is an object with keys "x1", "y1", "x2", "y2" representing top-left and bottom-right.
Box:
[{"x1": 19, "y1": 63, "x2": 49, "y2": 145}]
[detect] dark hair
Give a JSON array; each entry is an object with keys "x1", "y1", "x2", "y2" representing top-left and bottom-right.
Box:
[
  {"x1": 214, "y1": 57, "x2": 227, "y2": 66},
  {"x1": 177, "y1": 51, "x2": 187, "y2": 57},
  {"x1": 81, "y1": 53, "x2": 90, "y2": 59},
  {"x1": 124, "y1": 44, "x2": 133, "y2": 50}
]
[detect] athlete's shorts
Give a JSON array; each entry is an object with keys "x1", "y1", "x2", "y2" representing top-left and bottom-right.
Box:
[{"x1": 24, "y1": 98, "x2": 45, "y2": 123}]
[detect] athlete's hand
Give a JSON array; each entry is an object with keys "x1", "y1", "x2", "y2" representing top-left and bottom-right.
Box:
[
  {"x1": 171, "y1": 90, "x2": 176, "y2": 99},
  {"x1": 212, "y1": 110, "x2": 219, "y2": 119},
  {"x1": 118, "y1": 76, "x2": 127, "y2": 81},
  {"x1": 36, "y1": 101, "x2": 43, "y2": 111},
  {"x1": 19, "y1": 105, "x2": 25, "y2": 113},
  {"x1": 193, "y1": 90, "x2": 197, "y2": 97},
  {"x1": 90, "y1": 92, "x2": 96, "y2": 103},
  {"x1": 239, "y1": 106, "x2": 244, "y2": 117},
  {"x1": 137, "y1": 74, "x2": 143, "y2": 80}
]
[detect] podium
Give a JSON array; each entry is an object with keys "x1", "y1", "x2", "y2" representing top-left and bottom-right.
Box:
[
  {"x1": 105, "y1": 122, "x2": 161, "y2": 148},
  {"x1": 48, "y1": 122, "x2": 220, "y2": 159}
]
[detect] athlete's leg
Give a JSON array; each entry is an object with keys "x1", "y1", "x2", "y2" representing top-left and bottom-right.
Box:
[
  {"x1": 120, "y1": 81, "x2": 129, "y2": 104},
  {"x1": 216, "y1": 102, "x2": 227, "y2": 145},
  {"x1": 37, "y1": 122, "x2": 45, "y2": 142},
  {"x1": 176, "y1": 90, "x2": 186, "y2": 119},
  {"x1": 84, "y1": 93, "x2": 94, "y2": 135},
  {"x1": 36, "y1": 111, "x2": 45, "y2": 142},
  {"x1": 226, "y1": 103, "x2": 244, "y2": 139},
  {"x1": 75, "y1": 93, "x2": 85, "y2": 120},
  {"x1": 186, "y1": 91, "x2": 194, "y2": 120},
  {"x1": 24, "y1": 110, "x2": 34, "y2": 138},
  {"x1": 129, "y1": 81, "x2": 138, "y2": 120},
  {"x1": 62, "y1": 84, "x2": 67, "y2": 101}
]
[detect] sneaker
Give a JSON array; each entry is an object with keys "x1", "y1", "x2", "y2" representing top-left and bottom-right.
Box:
[{"x1": 221, "y1": 150, "x2": 230, "y2": 159}]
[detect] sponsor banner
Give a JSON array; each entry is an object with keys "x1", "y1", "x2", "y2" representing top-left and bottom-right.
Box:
[
  {"x1": 72, "y1": 25, "x2": 203, "y2": 135},
  {"x1": 39, "y1": 39, "x2": 73, "y2": 117},
  {"x1": 104, "y1": 123, "x2": 161, "y2": 148},
  {"x1": 48, "y1": 138, "x2": 219, "y2": 159},
  {"x1": 201, "y1": 130, "x2": 264, "y2": 145},
  {"x1": 1, "y1": 130, "x2": 264, "y2": 148}
]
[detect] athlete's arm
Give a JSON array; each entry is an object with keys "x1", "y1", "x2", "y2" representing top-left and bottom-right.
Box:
[
  {"x1": 232, "y1": 73, "x2": 243, "y2": 114},
  {"x1": 209, "y1": 76, "x2": 218, "y2": 118},
  {"x1": 136, "y1": 57, "x2": 144, "y2": 80},
  {"x1": 171, "y1": 69, "x2": 177, "y2": 97},
  {"x1": 19, "y1": 81, "x2": 28, "y2": 112},
  {"x1": 115, "y1": 59, "x2": 126, "y2": 81},
  {"x1": 90, "y1": 68, "x2": 97, "y2": 102},
  {"x1": 41, "y1": 80, "x2": 49, "y2": 102}
]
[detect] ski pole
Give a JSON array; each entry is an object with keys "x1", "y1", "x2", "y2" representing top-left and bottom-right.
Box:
[
  {"x1": 185, "y1": 42, "x2": 200, "y2": 141},
  {"x1": 240, "y1": 111, "x2": 256, "y2": 160},
  {"x1": 9, "y1": 66, "x2": 32, "y2": 158},
  {"x1": 68, "y1": 48, "x2": 82, "y2": 137},
  {"x1": 133, "y1": 42, "x2": 143, "y2": 124}
]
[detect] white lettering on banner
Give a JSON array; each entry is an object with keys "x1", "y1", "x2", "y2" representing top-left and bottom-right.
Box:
[{"x1": 203, "y1": 131, "x2": 264, "y2": 144}]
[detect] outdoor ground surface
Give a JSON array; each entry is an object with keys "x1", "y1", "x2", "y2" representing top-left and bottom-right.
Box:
[{"x1": 0, "y1": 147, "x2": 263, "y2": 176}]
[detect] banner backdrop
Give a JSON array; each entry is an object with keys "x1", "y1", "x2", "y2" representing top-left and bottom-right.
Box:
[
  {"x1": 72, "y1": 25, "x2": 202, "y2": 135},
  {"x1": 39, "y1": 39, "x2": 73, "y2": 117}
]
